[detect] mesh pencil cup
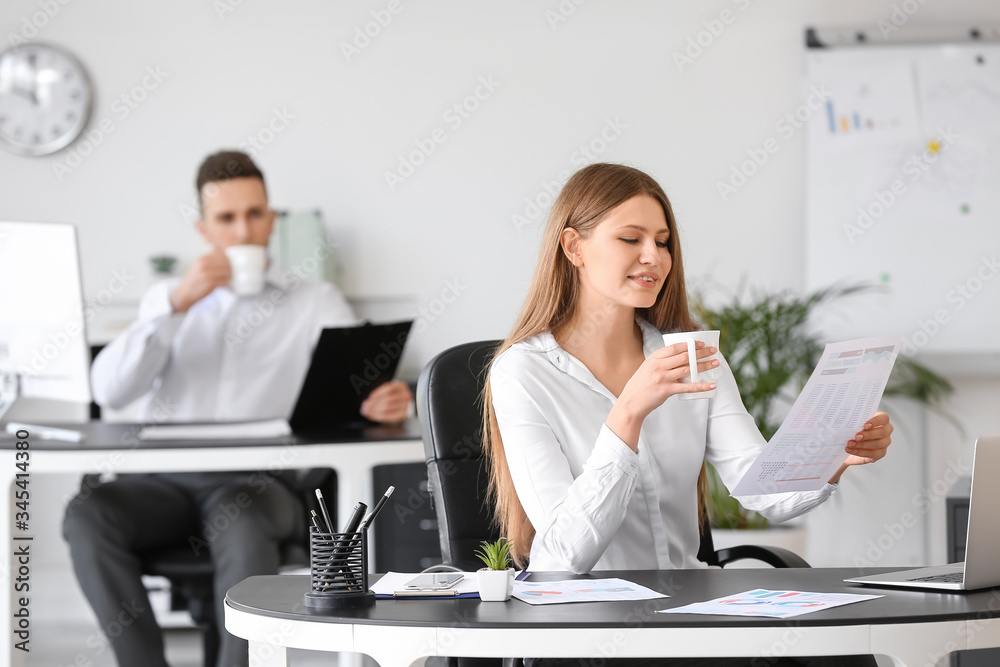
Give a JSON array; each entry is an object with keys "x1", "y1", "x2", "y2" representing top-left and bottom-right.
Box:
[{"x1": 304, "y1": 526, "x2": 376, "y2": 610}]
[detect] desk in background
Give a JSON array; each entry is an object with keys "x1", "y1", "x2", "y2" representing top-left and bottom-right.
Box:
[{"x1": 0, "y1": 420, "x2": 426, "y2": 667}]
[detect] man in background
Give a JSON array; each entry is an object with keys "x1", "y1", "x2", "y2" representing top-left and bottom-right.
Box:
[{"x1": 63, "y1": 150, "x2": 411, "y2": 667}]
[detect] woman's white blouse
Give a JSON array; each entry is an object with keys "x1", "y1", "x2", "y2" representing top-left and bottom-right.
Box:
[{"x1": 490, "y1": 319, "x2": 837, "y2": 573}]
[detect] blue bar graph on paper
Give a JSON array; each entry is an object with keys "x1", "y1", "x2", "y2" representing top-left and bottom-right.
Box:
[
  {"x1": 750, "y1": 590, "x2": 784, "y2": 598},
  {"x1": 826, "y1": 100, "x2": 835, "y2": 134}
]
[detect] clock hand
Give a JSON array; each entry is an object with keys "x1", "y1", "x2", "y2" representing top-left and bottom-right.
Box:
[
  {"x1": 10, "y1": 83, "x2": 36, "y2": 104},
  {"x1": 25, "y1": 52, "x2": 39, "y2": 106}
]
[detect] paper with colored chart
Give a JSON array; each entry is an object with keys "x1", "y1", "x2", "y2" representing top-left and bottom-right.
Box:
[
  {"x1": 732, "y1": 335, "x2": 902, "y2": 496},
  {"x1": 659, "y1": 589, "x2": 882, "y2": 619},
  {"x1": 512, "y1": 578, "x2": 668, "y2": 605}
]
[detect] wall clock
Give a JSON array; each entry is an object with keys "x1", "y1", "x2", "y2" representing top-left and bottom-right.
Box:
[{"x1": 0, "y1": 43, "x2": 93, "y2": 156}]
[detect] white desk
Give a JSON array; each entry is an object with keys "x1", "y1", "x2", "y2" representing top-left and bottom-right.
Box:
[
  {"x1": 226, "y1": 570, "x2": 1000, "y2": 667},
  {"x1": 0, "y1": 420, "x2": 424, "y2": 667}
]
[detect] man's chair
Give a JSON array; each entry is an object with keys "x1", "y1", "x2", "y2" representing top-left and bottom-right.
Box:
[
  {"x1": 417, "y1": 340, "x2": 811, "y2": 573},
  {"x1": 75, "y1": 468, "x2": 336, "y2": 667}
]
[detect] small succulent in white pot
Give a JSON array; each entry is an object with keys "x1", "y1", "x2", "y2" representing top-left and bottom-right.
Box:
[{"x1": 475, "y1": 537, "x2": 514, "y2": 602}]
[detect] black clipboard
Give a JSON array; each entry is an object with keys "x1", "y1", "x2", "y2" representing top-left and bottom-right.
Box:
[{"x1": 289, "y1": 320, "x2": 413, "y2": 434}]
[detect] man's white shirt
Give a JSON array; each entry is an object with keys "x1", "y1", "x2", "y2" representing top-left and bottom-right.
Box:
[{"x1": 91, "y1": 264, "x2": 357, "y2": 422}]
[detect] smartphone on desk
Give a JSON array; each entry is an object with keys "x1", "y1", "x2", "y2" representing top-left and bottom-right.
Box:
[{"x1": 404, "y1": 573, "x2": 464, "y2": 590}]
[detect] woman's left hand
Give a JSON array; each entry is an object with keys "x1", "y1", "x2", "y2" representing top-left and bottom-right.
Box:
[{"x1": 844, "y1": 411, "x2": 894, "y2": 466}]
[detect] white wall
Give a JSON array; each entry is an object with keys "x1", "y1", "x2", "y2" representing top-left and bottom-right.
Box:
[
  {"x1": 7, "y1": 0, "x2": 994, "y2": 374},
  {"x1": 4, "y1": 0, "x2": 1000, "y2": 579}
]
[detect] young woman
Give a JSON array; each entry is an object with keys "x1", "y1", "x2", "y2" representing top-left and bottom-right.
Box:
[{"x1": 483, "y1": 163, "x2": 890, "y2": 666}]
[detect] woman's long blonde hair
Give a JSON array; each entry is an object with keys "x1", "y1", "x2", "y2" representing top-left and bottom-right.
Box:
[{"x1": 482, "y1": 163, "x2": 708, "y2": 566}]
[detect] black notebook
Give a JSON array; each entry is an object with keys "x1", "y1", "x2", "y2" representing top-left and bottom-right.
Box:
[{"x1": 289, "y1": 320, "x2": 413, "y2": 434}]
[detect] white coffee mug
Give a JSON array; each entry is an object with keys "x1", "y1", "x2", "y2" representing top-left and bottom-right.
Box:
[
  {"x1": 225, "y1": 245, "x2": 267, "y2": 296},
  {"x1": 660, "y1": 330, "x2": 721, "y2": 400}
]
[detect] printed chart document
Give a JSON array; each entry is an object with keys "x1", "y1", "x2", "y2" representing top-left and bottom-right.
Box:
[
  {"x1": 659, "y1": 589, "x2": 882, "y2": 619},
  {"x1": 512, "y1": 578, "x2": 668, "y2": 605},
  {"x1": 732, "y1": 335, "x2": 902, "y2": 496},
  {"x1": 138, "y1": 419, "x2": 292, "y2": 441}
]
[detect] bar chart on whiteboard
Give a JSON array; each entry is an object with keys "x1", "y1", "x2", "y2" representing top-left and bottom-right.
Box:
[
  {"x1": 804, "y1": 45, "x2": 1000, "y2": 355},
  {"x1": 732, "y1": 335, "x2": 902, "y2": 496}
]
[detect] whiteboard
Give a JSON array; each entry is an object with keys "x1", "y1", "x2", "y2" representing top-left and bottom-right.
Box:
[{"x1": 805, "y1": 45, "x2": 1000, "y2": 356}]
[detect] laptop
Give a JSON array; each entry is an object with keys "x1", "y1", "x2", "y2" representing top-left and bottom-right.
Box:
[
  {"x1": 288, "y1": 320, "x2": 412, "y2": 435},
  {"x1": 845, "y1": 434, "x2": 1000, "y2": 591}
]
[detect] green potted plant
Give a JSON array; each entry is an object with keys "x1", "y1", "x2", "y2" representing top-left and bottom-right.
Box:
[
  {"x1": 475, "y1": 537, "x2": 515, "y2": 602},
  {"x1": 691, "y1": 284, "x2": 954, "y2": 533},
  {"x1": 149, "y1": 254, "x2": 178, "y2": 276}
]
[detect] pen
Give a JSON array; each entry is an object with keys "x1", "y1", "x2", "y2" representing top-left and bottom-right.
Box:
[
  {"x1": 336, "y1": 501, "x2": 368, "y2": 591},
  {"x1": 360, "y1": 486, "x2": 394, "y2": 530},
  {"x1": 5, "y1": 422, "x2": 83, "y2": 442},
  {"x1": 310, "y1": 510, "x2": 323, "y2": 532},
  {"x1": 314, "y1": 489, "x2": 335, "y2": 534},
  {"x1": 341, "y1": 501, "x2": 368, "y2": 534}
]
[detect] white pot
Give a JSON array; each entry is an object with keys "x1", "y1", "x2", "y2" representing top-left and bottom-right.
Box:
[{"x1": 477, "y1": 568, "x2": 514, "y2": 601}]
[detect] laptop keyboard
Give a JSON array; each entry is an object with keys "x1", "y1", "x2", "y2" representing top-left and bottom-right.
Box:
[{"x1": 906, "y1": 572, "x2": 965, "y2": 584}]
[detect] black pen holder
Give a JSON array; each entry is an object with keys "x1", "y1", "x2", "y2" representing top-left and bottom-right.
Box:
[{"x1": 304, "y1": 527, "x2": 376, "y2": 610}]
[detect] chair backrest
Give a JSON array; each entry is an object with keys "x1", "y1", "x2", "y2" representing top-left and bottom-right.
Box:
[{"x1": 417, "y1": 340, "x2": 502, "y2": 571}]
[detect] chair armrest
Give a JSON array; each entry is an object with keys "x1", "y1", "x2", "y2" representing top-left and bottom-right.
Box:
[{"x1": 715, "y1": 545, "x2": 811, "y2": 569}]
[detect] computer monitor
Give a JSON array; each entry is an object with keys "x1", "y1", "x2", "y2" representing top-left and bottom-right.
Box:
[{"x1": 0, "y1": 221, "x2": 91, "y2": 419}]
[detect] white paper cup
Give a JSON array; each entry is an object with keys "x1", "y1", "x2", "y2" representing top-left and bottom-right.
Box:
[
  {"x1": 225, "y1": 245, "x2": 267, "y2": 296},
  {"x1": 660, "y1": 330, "x2": 721, "y2": 400}
]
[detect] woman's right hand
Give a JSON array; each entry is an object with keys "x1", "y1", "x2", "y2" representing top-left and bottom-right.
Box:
[{"x1": 605, "y1": 342, "x2": 719, "y2": 451}]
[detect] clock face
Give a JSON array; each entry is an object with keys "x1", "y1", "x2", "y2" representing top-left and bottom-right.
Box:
[{"x1": 0, "y1": 43, "x2": 92, "y2": 156}]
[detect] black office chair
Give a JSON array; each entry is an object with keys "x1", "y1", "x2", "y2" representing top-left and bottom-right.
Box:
[
  {"x1": 73, "y1": 468, "x2": 336, "y2": 667},
  {"x1": 417, "y1": 340, "x2": 811, "y2": 574}
]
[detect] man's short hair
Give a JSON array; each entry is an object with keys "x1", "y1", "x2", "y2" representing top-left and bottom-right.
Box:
[{"x1": 196, "y1": 150, "x2": 266, "y2": 208}]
